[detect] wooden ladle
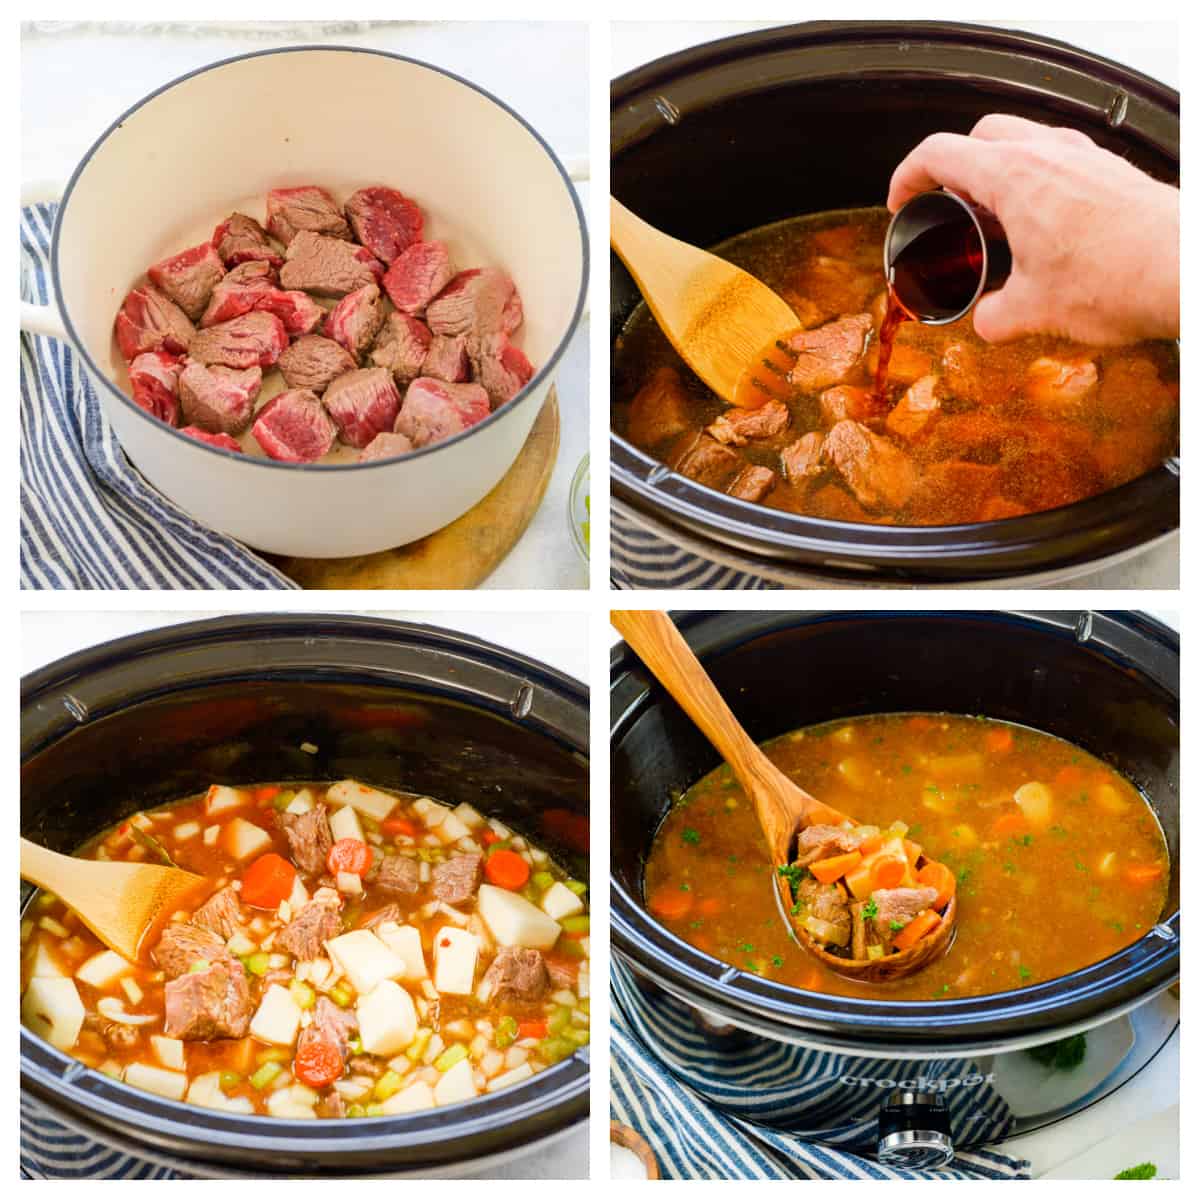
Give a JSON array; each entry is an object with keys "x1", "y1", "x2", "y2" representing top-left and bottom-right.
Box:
[
  {"x1": 611, "y1": 197, "x2": 799, "y2": 406},
  {"x1": 21, "y1": 838, "x2": 207, "y2": 962},
  {"x1": 612, "y1": 610, "x2": 956, "y2": 984}
]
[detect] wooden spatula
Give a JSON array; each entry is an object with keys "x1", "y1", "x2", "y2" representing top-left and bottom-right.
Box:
[
  {"x1": 611, "y1": 197, "x2": 800, "y2": 406},
  {"x1": 21, "y1": 838, "x2": 207, "y2": 962}
]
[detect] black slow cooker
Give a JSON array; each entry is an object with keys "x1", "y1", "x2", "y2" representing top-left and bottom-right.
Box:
[
  {"x1": 611, "y1": 611, "x2": 1178, "y2": 1162},
  {"x1": 611, "y1": 23, "x2": 1180, "y2": 585},
  {"x1": 21, "y1": 615, "x2": 589, "y2": 1178}
]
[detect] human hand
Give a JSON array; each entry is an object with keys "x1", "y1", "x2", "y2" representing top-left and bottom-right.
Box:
[{"x1": 887, "y1": 114, "x2": 1179, "y2": 345}]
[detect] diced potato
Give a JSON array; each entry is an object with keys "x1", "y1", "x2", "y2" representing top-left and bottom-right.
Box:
[
  {"x1": 949, "y1": 823, "x2": 978, "y2": 851},
  {"x1": 451, "y1": 803, "x2": 485, "y2": 830},
  {"x1": 375, "y1": 923, "x2": 428, "y2": 981},
  {"x1": 174, "y1": 821, "x2": 201, "y2": 841},
  {"x1": 22, "y1": 977, "x2": 85, "y2": 1050},
  {"x1": 541, "y1": 882, "x2": 584, "y2": 921},
  {"x1": 380, "y1": 1080, "x2": 436, "y2": 1114},
  {"x1": 436, "y1": 811, "x2": 472, "y2": 844},
  {"x1": 487, "y1": 1062, "x2": 534, "y2": 1092},
  {"x1": 249, "y1": 984, "x2": 303, "y2": 1046},
  {"x1": 337, "y1": 871, "x2": 363, "y2": 896},
  {"x1": 1014, "y1": 782, "x2": 1053, "y2": 829},
  {"x1": 325, "y1": 930, "x2": 405, "y2": 995},
  {"x1": 151, "y1": 1034, "x2": 186, "y2": 1071},
  {"x1": 27, "y1": 940, "x2": 67, "y2": 979},
  {"x1": 287, "y1": 875, "x2": 310, "y2": 911},
  {"x1": 76, "y1": 949, "x2": 134, "y2": 989},
  {"x1": 329, "y1": 805, "x2": 364, "y2": 844},
  {"x1": 285, "y1": 787, "x2": 316, "y2": 816},
  {"x1": 186, "y1": 1070, "x2": 253, "y2": 1114},
  {"x1": 357, "y1": 979, "x2": 418, "y2": 1056},
  {"x1": 325, "y1": 780, "x2": 397, "y2": 822},
  {"x1": 928, "y1": 753, "x2": 984, "y2": 779},
  {"x1": 1097, "y1": 850, "x2": 1118, "y2": 878},
  {"x1": 205, "y1": 785, "x2": 247, "y2": 817},
  {"x1": 124, "y1": 1062, "x2": 188, "y2": 1101},
  {"x1": 1094, "y1": 783, "x2": 1130, "y2": 815},
  {"x1": 478, "y1": 885, "x2": 561, "y2": 951},
  {"x1": 226, "y1": 931, "x2": 256, "y2": 957},
  {"x1": 121, "y1": 977, "x2": 144, "y2": 1006},
  {"x1": 223, "y1": 817, "x2": 274, "y2": 862},
  {"x1": 434, "y1": 928, "x2": 479, "y2": 995},
  {"x1": 203, "y1": 825, "x2": 220, "y2": 847},
  {"x1": 267, "y1": 1085, "x2": 318, "y2": 1119},
  {"x1": 434, "y1": 1059, "x2": 479, "y2": 1106},
  {"x1": 836, "y1": 757, "x2": 870, "y2": 789}
]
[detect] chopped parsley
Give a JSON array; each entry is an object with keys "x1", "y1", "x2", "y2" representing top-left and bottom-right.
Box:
[
  {"x1": 679, "y1": 882, "x2": 691, "y2": 892},
  {"x1": 1018, "y1": 964, "x2": 1032, "y2": 981},
  {"x1": 889, "y1": 919, "x2": 905, "y2": 932},
  {"x1": 771, "y1": 955, "x2": 785, "y2": 968},
  {"x1": 1113, "y1": 1163, "x2": 1157, "y2": 1180},
  {"x1": 738, "y1": 942, "x2": 755, "y2": 953},
  {"x1": 681, "y1": 828, "x2": 701, "y2": 846},
  {"x1": 863, "y1": 898, "x2": 879, "y2": 920}
]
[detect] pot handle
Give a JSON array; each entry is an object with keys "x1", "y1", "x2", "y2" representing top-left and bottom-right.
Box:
[
  {"x1": 20, "y1": 179, "x2": 70, "y2": 341},
  {"x1": 561, "y1": 156, "x2": 592, "y2": 320}
]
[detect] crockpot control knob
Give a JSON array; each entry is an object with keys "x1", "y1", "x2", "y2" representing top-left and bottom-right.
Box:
[{"x1": 876, "y1": 1089, "x2": 954, "y2": 1169}]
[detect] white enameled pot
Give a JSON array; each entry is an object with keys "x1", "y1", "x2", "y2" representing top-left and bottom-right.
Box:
[{"x1": 21, "y1": 46, "x2": 588, "y2": 558}]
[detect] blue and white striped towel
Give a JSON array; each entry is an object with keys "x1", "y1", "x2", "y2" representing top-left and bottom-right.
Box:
[
  {"x1": 20, "y1": 203, "x2": 296, "y2": 590},
  {"x1": 610, "y1": 961, "x2": 1031, "y2": 1180}
]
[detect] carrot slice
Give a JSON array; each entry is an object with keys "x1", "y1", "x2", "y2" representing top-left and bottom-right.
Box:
[
  {"x1": 809, "y1": 850, "x2": 862, "y2": 884},
  {"x1": 326, "y1": 838, "x2": 372, "y2": 877},
  {"x1": 484, "y1": 848, "x2": 531, "y2": 890},
  {"x1": 917, "y1": 860, "x2": 956, "y2": 910},
  {"x1": 254, "y1": 785, "x2": 282, "y2": 806},
  {"x1": 870, "y1": 856, "x2": 907, "y2": 890},
  {"x1": 906, "y1": 716, "x2": 935, "y2": 733},
  {"x1": 1124, "y1": 862, "x2": 1165, "y2": 886},
  {"x1": 984, "y1": 727, "x2": 1014, "y2": 754},
  {"x1": 518, "y1": 1019, "x2": 548, "y2": 1040},
  {"x1": 241, "y1": 852, "x2": 296, "y2": 909},
  {"x1": 293, "y1": 1035, "x2": 343, "y2": 1088},
  {"x1": 991, "y1": 811, "x2": 1028, "y2": 839},
  {"x1": 893, "y1": 909, "x2": 941, "y2": 952},
  {"x1": 903, "y1": 839, "x2": 923, "y2": 866},
  {"x1": 858, "y1": 834, "x2": 884, "y2": 857},
  {"x1": 648, "y1": 886, "x2": 693, "y2": 921},
  {"x1": 382, "y1": 817, "x2": 417, "y2": 837},
  {"x1": 1053, "y1": 765, "x2": 1088, "y2": 791},
  {"x1": 481, "y1": 829, "x2": 502, "y2": 847}
]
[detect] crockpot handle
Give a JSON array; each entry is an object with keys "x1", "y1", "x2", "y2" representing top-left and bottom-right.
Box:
[{"x1": 20, "y1": 179, "x2": 70, "y2": 341}]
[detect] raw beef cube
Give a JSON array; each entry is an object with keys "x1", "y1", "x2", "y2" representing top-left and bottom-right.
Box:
[
  {"x1": 394, "y1": 378, "x2": 490, "y2": 448},
  {"x1": 707, "y1": 399, "x2": 791, "y2": 446},
  {"x1": 181, "y1": 426, "x2": 243, "y2": 452},
  {"x1": 370, "y1": 312, "x2": 431, "y2": 381},
  {"x1": 114, "y1": 284, "x2": 194, "y2": 361},
  {"x1": 266, "y1": 186, "x2": 351, "y2": 245},
  {"x1": 255, "y1": 288, "x2": 326, "y2": 337},
  {"x1": 345, "y1": 186, "x2": 424, "y2": 263},
  {"x1": 178, "y1": 361, "x2": 263, "y2": 435},
  {"x1": 358, "y1": 431, "x2": 415, "y2": 463},
  {"x1": 212, "y1": 212, "x2": 283, "y2": 268},
  {"x1": 426, "y1": 268, "x2": 522, "y2": 342},
  {"x1": 280, "y1": 232, "x2": 384, "y2": 298},
  {"x1": 475, "y1": 335, "x2": 535, "y2": 405},
  {"x1": 323, "y1": 367, "x2": 403, "y2": 449},
  {"x1": 626, "y1": 366, "x2": 692, "y2": 449},
  {"x1": 324, "y1": 283, "x2": 385, "y2": 362},
  {"x1": 277, "y1": 335, "x2": 356, "y2": 395},
  {"x1": 423, "y1": 334, "x2": 471, "y2": 383},
  {"x1": 252, "y1": 390, "x2": 338, "y2": 463},
  {"x1": 1025, "y1": 355, "x2": 1099, "y2": 415},
  {"x1": 885, "y1": 374, "x2": 941, "y2": 441},
  {"x1": 128, "y1": 351, "x2": 183, "y2": 425},
  {"x1": 188, "y1": 312, "x2": 288, "y2": 370},
  {"x1": 381, "y1": 240, "x2": 453, "y2": 314},
  {"x1": 822, "y1": 419, "x2": 917, "y2": 511},
  {"x1": 201, "y1": 260, "x2": 278, "y2": 327},
  {"x1": 819, "y1": 385, "x2": 878, "y2": 428},
  {"x1": 147, "y1": 242, "x2": 226, "y2": 321},
  {"x1": 786, "y1": 313, "x2": 873, "y2": 391}
]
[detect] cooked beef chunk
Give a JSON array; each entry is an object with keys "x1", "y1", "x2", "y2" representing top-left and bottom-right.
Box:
[
  {"x1": 362, "y1": 902, "x2": 403, "y2": 929},
  {"x1": 310, "y1": 995, "x2": 358, "y2": 1058},
  {"x1": 482, "y1": 946, "x2": 549, "y2": 1006},
  {"x1": 886, "y1": 374, "x2": 941, "y2": 441},
  {"x1": 795, "y1": 825, "x2": 859, "y2": 868},
  {"x1": 547, "y1": 960, "x2": 576, "y2": 992},
  {"x1": 277, "y1": 804, "x2": 334, "y2": 875},
  {"x1": 278, "y1": 897, "x2": 342, "y2": 961},
  {"x1": 475, "y1": 335, "x2": 535, "y2": 405},
  {"x1": 201, "y1": 260, "x2": 279, "y2": 327},
  {"x1": 266, "y1": 186, "x2": 352, "y2": 245},
  {"x1": 871, "y1": 886, "x2": 940, "y2": 948},
  {"x1": 822, "y1": 419, "x2": 917, "y2": 511},
  {"x1": 344, "y1": 186, "x2": 424, "y2": 263},
  {"x1": 794, "y1": 877, "x2": 851, "y2": 947},
  {"x1": 708, "y1": 400, "x2": 791, "y2": 447},
  {"x1": 253, "y1": 390, "x2": 338, "y2": 463},
  {"x1": 188, "y1": 311, "x2": 288, "y2": 370},
  {"x1": 426, "y1": 268, "x2": 521, "y2": 342},
  {"x1": 727, "y1": 464, "x2": 776, "y2": 503},
  {"x1": 324, "y1": 284, "x2": 385, "y2": 362},
  {"x1": 280, "y1": 232, "x2": 383, "y2": 298},
  {"x1": 316, "y1": 1090, "x2": 346, "y2": 1118},
  {"x1": 382, "y1": 240, "x2": 454, "y2": 314},
  {"x1": 148, "y1": 242, "x2": 226, "y2": 321},
  {"x1": 370, "y1": 312, "x2": 431, "y2": 381},
  {"x1": 83, "y1": 1012, "x2": 141, "y2": 1052},
  {"x1": 255, "y1": 288, "x2": 326, "y2": 337},
  {"x1": 376, "y1": 855, "x2": 420, "y2": 896},
  {"x1": 626, "y1": 367, "x2": 692, "y2": 449},
  {"x1": 347, "y1": 1054, "x2": 385, "y2": 1079},
  {"x1": 781, "y1": 431, "x2": 826, "y2": 482},
  {"x1": 786, "y1": 313, "x2": 872, "y2": 391},
  {"x1": 212, "y1": 212, "x2": 283, "y2": 268},
  {"x1": 431, "y1": 852, "x2": 483, "y2": 905},
  {"x1": 128, "y1": 351, "x2": 183, "y2": 425},
  {"x1": 358, "y1": 431, "x2": 414, "y2": 462},
  {"x1": 153, "y1": 922, "x2": 230, "y2": 979},
  {"x1": 819, "y1": 385, "x2": 878, "y2": 428},
  {"x1": 671, "y1": 432, "x2": 742, "y2": 489},
  {"x1": 395, "y1": 378, "x2": 490, "y2": 448},
  {"x1": 423, "y1": 334, "x2": 471, "y2": 382},
  {"x1": 178, "y1": 362, "x2": 262, "y2": 435},
  {"x1": 192, "y1": 885, "x2": 243, "y2": 939},
  {"x1": 181, "y1": 426, "x2": 243, "y2": 452},
  {"x1": 278, "y1": 335, "x2": 357, "y2": 394},
  {"x1": 163, "y1": 958, "x2": 251, "y2": 1040},
  {"x1": 1025, "y1": 355, "x2": 1099, "y2": 415},
  {"x1": 115, "y1": 284, "x2": 194, "y2": 361},
  {"x1": 323, "y1": 367, "x2": 403, "y2": 449}
]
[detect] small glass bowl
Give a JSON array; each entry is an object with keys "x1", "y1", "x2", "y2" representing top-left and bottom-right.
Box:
[{"x1": 568, "y1": 453, "x2": 590, "y2": 564}]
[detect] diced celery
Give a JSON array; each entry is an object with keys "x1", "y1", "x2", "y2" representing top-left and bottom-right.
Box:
[
  {"x1": 250, "y1": 1061, "x2": 284, "y2": 1090},
  {"x1": 548, "y1": 1005, "x2": 572, "y2": 1036},
  {"x1": 366, "y1": 1103, "x2": 384, "y2": 1117},
  {"x1": 257, "y1": 1047, "x2": 291, "y2": 1065},
  {"x1": 346, "y1": 1103, "x2": 366, "y2": 1118},
  {"x1": 485, "y1": 840, "x2": 511, "y2": 858},
  {"x1": 494, "y1": 1015, "x2": 519, "y2": 1049},
  {"x1": 560, "y1": 915, "x2": 590, "y2": 935},
  {"x1": 564, "y1": 880, "x2": 587, "y2": 896},
  {"x1": 537, "y1": 1036, "x2": 575, "y2": 1064},
  {"x1": 289, "y1": 980, "x2": 315, "y2": 1010},
  {"x1": 373, "y1": 1069, "x2": 404, "y2": 1101},
  {"x1": 564, "y1": 1027, "x2": 590, "y2": 1046},
  {"x1": 347, "y1": 1036, "x2": 363, "y2": 1056},
  {"x1": 434, "y1": 1043, "x2": 468, "y2": 1073},
  {"x1": 557, "y1": 938, "x2": 586, "y2": 959},
  {"x1": 219, "y1": 1071, "x2": 242, "y2": 1092},
  {"x1": 329, "y1": 984, "x2": 353, "y2": 1007},
  {"x1": 405, "y1": 1027, "x2": 432, "y2": 1062},
  {"x1": 532, "y1": 871, "x2": 555, "y2": 892},
  {"x1": 242, "y1": 951, "x2": 270, "y2": 977},
  {"x1": 578, "y1": 997, "x2": 590, "y2": 1015},
  {"x1": 273, "y1": 790, "x2": 295, "y2": 812},
  {"x1": 361, "y1": 814, "x2": 380, "y2": 835}
]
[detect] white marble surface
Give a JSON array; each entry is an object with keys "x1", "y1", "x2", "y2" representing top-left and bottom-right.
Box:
[{"x1": 21, "y1": 21, "x2": 589, "y2": 590}]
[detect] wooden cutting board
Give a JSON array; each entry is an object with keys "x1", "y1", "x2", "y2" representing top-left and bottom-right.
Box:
[{"x1": 271, "y1": 390, "x2": 559, "y2": 590}]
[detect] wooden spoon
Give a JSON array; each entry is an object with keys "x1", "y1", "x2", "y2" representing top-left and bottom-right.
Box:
[
  {"x1": 612, "y1": 610, "x2": 956, "y2": 984},
  {"x1": 21, "y1": 838, "x2": 207, "y2": 963},
  {"x1": 611, "y1": 197, "x2": 799, "y2": 406}
]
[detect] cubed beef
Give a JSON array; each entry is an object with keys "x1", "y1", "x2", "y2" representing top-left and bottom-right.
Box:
[
  {"x1": 317, "y1": 1090, "x2": 347, "y2": 1119},
  {"x1": 707, "y1": 399, "x2": 791, "y2": 446},
  {"x1": 277, "y1": 803, "x2": 334, "y2": 875},
  {"x1": 791, "y1": 255, "x2": 877, "y2": 321},
  {"x1": 280, "y1": 232, "x2": 383, "y2": 298},
  {"x1": 324, "y1": 284, "x2": 385, "y2": 362},
  {"x1": 201, "y1": 261, "x2": 278, "y2": 327},
  {"x1": 114, "y1": 284, "x2": 194, "y2": 361},
  {"x1": 885, "y1": 374, "x2": 941, "y2": 441},
  {"x1": 426, "y1": 268, "x2": 522, "y2": 342},
  {"x1": 323, "y1": 367, "x2": 403, "y2": 449},
  {"x1": 278, "y1": 897, "x2": 342, "y2": 961},
  {"x1": 626, "y1": 366, "x2": 692, "y2": 449},
  {"x1": 423, "y1": 334, "x2": 471, "y2": 382},
  {"x1": 794, "y1": 877, "x2": 851, "y2": 948},
  {"x1": 547, "y1": 960, "x2": 576, "y2": 992},
  {"x1": 431, "y1": 852, "x2": 483, "y2": 905},
  {"x1": 363, "y1": 903, "x2": 403, "y2": 929},
  {"x1": 147, "y1": 242, "x2": 226, "y2": 321},
  {"x1": 153, "y1": 922, "x2": 230, "y2": 979},
  {"x1": 82, "y1": 1013, "x2": 140, "y2": 1052},
  {"x1": 871, "y1": 886, "x2": 940, "y2": 948},
  {"x1": 345, "y1": 186, "x2": 424, "y2": 263},
  {"x1": 819, "y1": 385, "x2": 878, "y2": 428},
  {"x1": 786, "y1": 313, "x2": 872, "y2": 391},
  {"x1": 163, "y1": 959, "x2": 251, "y2": 1040},
  {"x1": 671, "y1": 433, "x2": 743, "y2": 489},
  {"x1": 370, "y1": 312, "x2": 431, "y2": 381},
  {"x1": 212, "y1": 212, "x2": 283, "y2": 268},
  {"x1": 376, "y1": 854, "x2": 420, "y2": 896},
  {"x1": 278, "y1": 335, "x2": 356, "y2": 394},
  {"x1": 253, "y1": 390, "x2": 338, "y2": 462},
  {"x1": 192, "y1": 885, "x2": 243, "y2": 940},
  {"x1": 178, "y1": 361, "x2": 262, "y2": 435},
  {"x1": 299, "y1": 995, "x2": 357, "y2": 1066},
  {"x1": 255, "y1": 288, "x2": 326, "y2": 337},
  {"x1": 348, "y1": 1055, "x2": 385, "y2": 1079},
  {"x1": 795, "y1": 825, "x2": 860, "y2": 868},
  {"x1": 188, "y1": 311, "x2": 288, "y2": 370},
  {"x1": 727, "y1": 464, "x2": 776, "y2": 503},
  {"x1": 181, "y1": 426, "x2": 243, "y2": 452},
  {"x1": 394, "y1": 378, "x2": 490, "y2": 448},
  {"x1": 483, "y1": 946, "x2": 549, "y2": 1006},
  {"x1": 1025, "y1": 355, "x2": 1099, "y2": 415},
  {"x1": 822, "y1": 419, "x2": 917, "y2": 512},
  {"x1": 382, "y1": 240, "x2": 454, "y2": 313},
  {"x1": 475, "y1": 335, "x2": 535, "y2": 405},
  {"x1": 128, "y1": 351, "x2": 183, "y2": 425},
  {"x1": 266, "y1": 186, "x2": 352, "y2": 245},
  {"x1": 358, "y1": 431, "x2": 414, "y2": 463},
  {"x1": 780, "y1": 432, "x2": 826, "y2": 482}
]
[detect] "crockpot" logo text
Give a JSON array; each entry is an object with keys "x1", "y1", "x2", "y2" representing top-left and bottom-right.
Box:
[{"x1": 840, "y1": 1073, "x2": 996, "y2": 1092}]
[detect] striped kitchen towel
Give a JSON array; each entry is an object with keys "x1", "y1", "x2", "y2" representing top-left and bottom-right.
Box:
[
  {"x1": 20, "y1": 203, "x2": 295, "y2": 590},
  {"x1": 610, "y1": 960, "x2": 1031, "y2": 1180}
]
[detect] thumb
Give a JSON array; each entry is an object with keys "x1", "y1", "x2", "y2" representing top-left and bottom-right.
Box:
[{"x1": 972, "y1": 274, "x2": 1040, "y2": 343}]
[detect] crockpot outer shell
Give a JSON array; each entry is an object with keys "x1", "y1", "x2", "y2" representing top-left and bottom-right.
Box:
[
  {"x1": 21, "y1": 615, "x2": 588, "y2": 1172},
  {"x1": 610, "y1": 22, "x2": 1180, "y2": 583},
  {"x1": 610, "y1": 610, "x2": 1179, "y2": 1055}
]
